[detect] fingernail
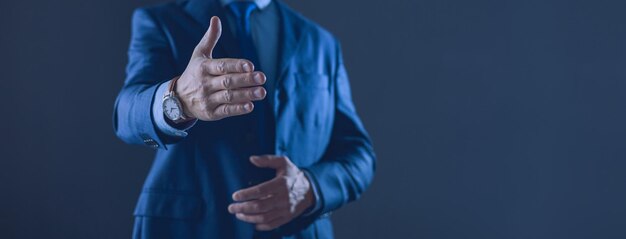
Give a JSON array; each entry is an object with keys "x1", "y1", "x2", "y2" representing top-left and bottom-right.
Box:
[
  {"x1": 254, "y1": 73, "x2": 265, "y2": 84},
  {"x1": 244, "y1": 103, "x2": 252, "y2": 111},
  {"x1": 254, "y1": 88, "x2": 264, "y2": 98},
  {"x1": 243, "y1": 63, "x2": 252, "y2": 72}
]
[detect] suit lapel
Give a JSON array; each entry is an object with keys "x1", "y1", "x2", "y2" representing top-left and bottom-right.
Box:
[
  {"x1": 272, "y1": 1, "x2": 306, "y2": 119},
  {"x1": 275, "y1": 1, "x2": 304, "y2": 84},
  {"x1": 183, "y1": 0, "x2": 241, "y2": 58}
]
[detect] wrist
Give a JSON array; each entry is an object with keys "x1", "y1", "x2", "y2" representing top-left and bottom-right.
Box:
[
  {"x1": 176, "y1": 77, "x2": 197, "y2": 121},
  {"x1": 301, "y1": 173, "x2": 315, "y2": 210},
  {"x1": 164, "y1": 76, "x2": 195, "y2": 122}
]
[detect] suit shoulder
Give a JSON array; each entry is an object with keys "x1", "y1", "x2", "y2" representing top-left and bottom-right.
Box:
[{"x1": 280, "y1": 3, "x2": 339, "y2": 47}]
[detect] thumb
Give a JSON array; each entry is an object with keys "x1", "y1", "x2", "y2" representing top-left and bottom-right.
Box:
[
  {"x1": 193, "y1": 16, "x2": 221, "y2": 59},
  {"x1": 250, "y1": 155, "x2": 289, "y2": 171}
]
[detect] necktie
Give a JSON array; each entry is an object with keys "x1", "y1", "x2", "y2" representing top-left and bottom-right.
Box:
[
  {"x1": 228, "y1": 1, "x2": 270, "y2": 152},
  {"x1": 228, "y1": 2, "x2": 260, "y2": 66},
  {"x1": 228, "y1": 3, "x2": 277, "y2": 237},
  {"x1": 228, "y1": 2, "x2": 274, "y2": 171}
]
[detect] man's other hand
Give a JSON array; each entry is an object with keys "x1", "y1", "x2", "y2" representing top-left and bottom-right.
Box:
[
  {"x1": 176, "y1": 16, "x2": 267, "y2": 121},
  {"x1": 229, "y1": 155, "x2": 315, "y2": 231}
]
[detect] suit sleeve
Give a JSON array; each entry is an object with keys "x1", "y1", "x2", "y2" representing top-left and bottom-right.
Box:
[
  {"x1": 303, "y1": 41, "x2": 377, "y2": 215},
  {"x1": 112, "y1": 8, "x2": 184, "y2": 149}
]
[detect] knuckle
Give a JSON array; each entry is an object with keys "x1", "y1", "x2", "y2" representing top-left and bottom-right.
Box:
[
  {"x1": 207, "y1": 112, "x2": 215, "y2": 120},
  {"x1": 202, "y1": 101, "x2": 211, "y2": 110},
  {"x1": 200, "y1": 59, "x2": 211, "y2": 74},
  {"x1": 222, "y1": 76, "x2": 232, "y2": 89},
  {"x1": 218, "y1": 61, "x2": 226, "y2": 73},
  {"x1": 204, "y1": 109, "x2": 215, "y2": 120},
  {"x1": 197, "y1": 64, "x2": 207, "y2": 76},
  {"x1": 223, "y1": 90, "x2": 232, "y2": 103},
  {"x1": 221, "y1": 105, "x2": 230, "y2": 115}
]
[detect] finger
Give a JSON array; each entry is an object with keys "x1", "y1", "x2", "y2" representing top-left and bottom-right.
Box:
[
  {"x1": 256, "y1": 216, "x2": 289, "y2": 231},
  {"x1": 249, "y1": 155, "x2": 289, "y2": 170},
  {"x1": 233, "y1": 177, "x2": 286, "y2": 202},
  {"x1": 209, "y1": 87, "x2": 266, "y2": 104},
  {"x1": 228, "y1": 195, "x2": 286, "y2": 214},
  {"x1": 235, "y1": 211, "x2": 282, "y2": 224},
  {"x1": 212, "y1": 102, "x2": 254, "y2": 119},
  {"x1": 211, "y1": 72, "x2": 266, "y2": 90},
  {"x1": 203, "y1": 58, "x2": 254, "y2": 75},
  {"x1": 193, "y1": 16, "x2": 222, "y2": 58}
]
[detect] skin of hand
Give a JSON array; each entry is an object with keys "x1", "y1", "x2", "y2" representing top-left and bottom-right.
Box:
[
  {"x1": 176, "y1": 16, "x2": 267, "y2": 121},
  {"x1": 228, "y1": 155, "x2": 315, "y2": 231}
]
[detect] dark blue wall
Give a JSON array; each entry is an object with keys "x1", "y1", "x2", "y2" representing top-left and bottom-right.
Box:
[{"x1": 1, "y1": 0, "x2": 625, "y2": 238}]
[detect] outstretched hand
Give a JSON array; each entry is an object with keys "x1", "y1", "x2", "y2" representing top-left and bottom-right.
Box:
[{"x1": 176, "y1": 16, "x2": 267, "y2": 121}]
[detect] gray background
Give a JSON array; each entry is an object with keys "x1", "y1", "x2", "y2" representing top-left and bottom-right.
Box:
[{"x1": 1, "y1": 0, "x2": 626, "y2": 238}]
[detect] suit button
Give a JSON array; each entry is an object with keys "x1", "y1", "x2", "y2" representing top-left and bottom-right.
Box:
[{"x1": 142, "y1": 138, "x2": 159, "y2": 148}]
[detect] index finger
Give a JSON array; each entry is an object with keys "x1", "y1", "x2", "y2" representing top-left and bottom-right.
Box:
[
  {"x1": 233, "y1": 176, "x2": 286, "y2": 202},
  {"x1": 204, "y1": 58, "x2": 254, "y2": 75},
  {"x1": 211, "y1": 72, "x2": 266, "y2": 90}
]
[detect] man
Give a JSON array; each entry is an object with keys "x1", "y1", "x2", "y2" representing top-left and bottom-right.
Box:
[{"x1": 113, "y1": 0, "x2": 375, "y2": 238}]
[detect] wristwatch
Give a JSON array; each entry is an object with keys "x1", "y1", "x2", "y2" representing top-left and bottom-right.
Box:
[{"x1": 162, "y1": 76, "x2": 189, "y2": 123}]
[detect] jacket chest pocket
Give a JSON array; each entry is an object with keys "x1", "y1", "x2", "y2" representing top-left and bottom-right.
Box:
[
  {"x1": 288, "y1": 73, "x2": 332, "y2": 123},
  {"x1": 279, "y1": 73, "x2": 334, "y2": 163}
]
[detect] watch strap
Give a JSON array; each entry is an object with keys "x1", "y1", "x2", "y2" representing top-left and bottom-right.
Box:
[
  {"x1": 168, "y1": 76, "x2": 181, "y2": 96},
  {"x1": 165, "y1": 76, "x2": 189, "y2": 122}
]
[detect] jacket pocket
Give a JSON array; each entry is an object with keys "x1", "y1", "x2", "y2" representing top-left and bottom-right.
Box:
[{"x1": 133, "y1": 191, "x2": 204, "y2": 220}]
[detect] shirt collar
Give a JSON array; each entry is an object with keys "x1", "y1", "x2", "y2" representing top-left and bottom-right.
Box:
[{"x1": 219, "y1": 0, "x2": 271, "y2": 10}]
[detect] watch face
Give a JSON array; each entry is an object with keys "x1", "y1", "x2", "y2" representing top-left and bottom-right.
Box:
[{"x1": 163, "y1": 97, "x2": 182, "y2": 120}]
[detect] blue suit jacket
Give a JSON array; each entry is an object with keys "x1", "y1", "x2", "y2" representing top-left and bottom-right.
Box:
[{"x1": 113, "y1": 0, "x2": 375, "y2": 238}]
